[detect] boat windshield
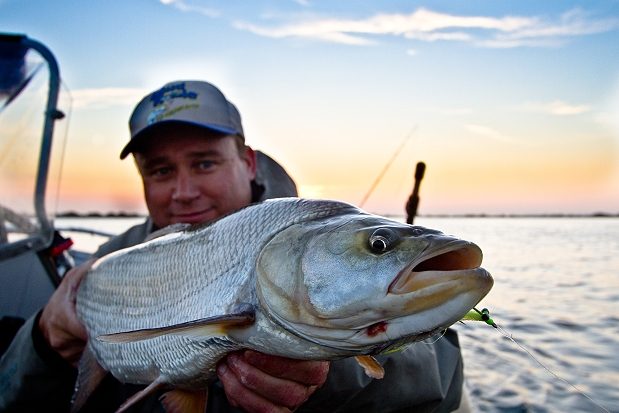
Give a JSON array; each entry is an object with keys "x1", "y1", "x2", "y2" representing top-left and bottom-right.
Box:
[{"x1": 0, "y1": 36, "x2": 71, "y2": 249}]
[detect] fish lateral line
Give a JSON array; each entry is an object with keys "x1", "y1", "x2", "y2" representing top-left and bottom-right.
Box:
[{"x1": 97, "y1": 309, "x2": 255, "y2": 343}]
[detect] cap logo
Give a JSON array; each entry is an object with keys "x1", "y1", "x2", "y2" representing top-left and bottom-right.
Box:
[
  {"x1": 149, "y1": 82, "x2": 197, "y2": 106},
  {"x1": 146, "y1": 82, "x2": 199, "y2": 126}
]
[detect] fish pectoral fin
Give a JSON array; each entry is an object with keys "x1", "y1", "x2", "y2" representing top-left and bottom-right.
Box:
[
  {"x1": 97, "y1": 308, "x2": 256, "y2": 343},
  {"x1": 160, "y1": 388, "x2": 208, "y2": 413},
  {"x1": 71, "y1": 346, "x2": 109, "y2": 412},
  {"x1": 115, "y1": 378, "x2": 166, "y2": 413},
  {"x1": 354, "y1": 355, "x2": 385, "y2": 379}
]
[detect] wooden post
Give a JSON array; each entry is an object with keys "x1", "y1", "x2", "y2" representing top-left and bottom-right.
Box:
[{"x1": 405, "y1": 162, "x2": 426, "y2": 224}]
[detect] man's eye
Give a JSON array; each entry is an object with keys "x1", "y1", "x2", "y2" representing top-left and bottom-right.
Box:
[
  {"x1": 197, "y1": 160, "x2": 215, "y2": 170},
  {"x1": 151, "y1": 167, "x2": 171, "y2": 177}
]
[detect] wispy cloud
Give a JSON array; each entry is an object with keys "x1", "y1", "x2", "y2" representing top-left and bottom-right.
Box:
[
  {"x1": 522, "y1": 100, "x2": 591, "y2": 116},
  {"x1": 478, "y1": 8, "x2": 619, "y2": 48},
  {"x1": 232, "y1": 7, "x2": 619, "y2": 49},
  {"x1": 70, "y1": 88, "x2": 148, "y2": 109},
  {"x1": 159, "y1": 0, "x2": 220, "y2": 18},
  {"x1": 233, "y1": 19, "x2": 378, "y2": 46},
  {"x1": 464, "y1": 123, "x2": 522, "y2": 144}
]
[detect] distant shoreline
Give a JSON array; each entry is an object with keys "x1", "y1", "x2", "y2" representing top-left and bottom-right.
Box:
[
  {"x1": 57, "y1": 212, "x2": 146, "y2": 218},
  {"x1": 57, "y1": 211, "x2": 619, "y2": 219},
  {"x1": 413, "y1": 212, "x2": 619, "y2": 218}
]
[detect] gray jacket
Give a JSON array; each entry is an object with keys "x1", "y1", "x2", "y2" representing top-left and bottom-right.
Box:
[{"x1": 0, "y1": 151, "x2": 463, "y2": 412}]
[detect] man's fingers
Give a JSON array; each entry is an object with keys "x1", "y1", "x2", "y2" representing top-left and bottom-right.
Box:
[
  {"x1": 225, "y1": 353, "x2": 315, "y2": 409},
  {"x1": 61, "y1": 260, "x2": 95, "y2": 341},
  {"x1": 242, "y1": 350, "x2": 329, "y2": 386},
  {"x1": 64, "y1": 258, "x2": 96, "y2": 288},
  {"x1": 217, "y1": 359, "x2": 295, "y2": 413},
  {"x1": 38, "y1": 259, "x2": 95, "y2": 363}
]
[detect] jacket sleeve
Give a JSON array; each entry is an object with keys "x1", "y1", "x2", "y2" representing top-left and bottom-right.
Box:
[{"x1": 0, "y1": 312, "x2": 77, "y2": 412}]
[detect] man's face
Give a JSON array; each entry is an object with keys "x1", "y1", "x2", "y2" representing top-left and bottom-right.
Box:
[{"x1": 134, "y1": 124, "x2": 256, "y2": 228}]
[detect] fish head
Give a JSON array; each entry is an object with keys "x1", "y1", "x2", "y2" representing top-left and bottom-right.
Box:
[{"x1": 256, "y1": 211, "x2": 493, "y2": 354}]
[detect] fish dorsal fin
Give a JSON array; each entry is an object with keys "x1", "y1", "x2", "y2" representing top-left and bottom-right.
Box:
[
  {"x1": 71, "y1": 346, "x2": 109, "y2": 412},
  {"x1": 354, "y1": 355, "x2": 385, "y2": 379},
  {"x1": 144, "y1": 223, "x2": 191, "y2": 242},
  {"x1": 98, "y1": 307, "x2": 255, "y2": 344},
  {"x1": 160, "y1": 388, "x2": 208, "y2": 413}
]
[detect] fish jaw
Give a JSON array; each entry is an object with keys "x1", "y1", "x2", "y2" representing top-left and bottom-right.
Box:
[
  {"x1": 389, "y1": 240, "x2": 484, "y2": 294},
  {"x1": 383, "y1": 240, "x2": 493, "y2": 323}
]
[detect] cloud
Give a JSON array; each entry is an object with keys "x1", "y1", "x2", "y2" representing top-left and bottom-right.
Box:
[
  {"x1": 69, "y1": 88, "x2": 148, "y2": 109},
  {"x1": 522, "y1": 100, "x2": 591, "y2": 116},
  {"x1": 233, "y1": 20, "x2": 378, "y2": 46},
  {"x1": 232, "y1": 7, "x2": 619, "y2": 49},
  {"x1": 464, "y1": 123, "x2": 521, "y2": 144},
  {"x1": 159, "y1": 0, "x2": 220, "y2": 18},
  {"x1": 478, "y1": 8, "x2": 619, "y2": 48}
]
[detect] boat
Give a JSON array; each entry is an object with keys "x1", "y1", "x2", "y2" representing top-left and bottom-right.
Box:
[{"x1": 0, "y1": 33, "x2": 79, "y2": 355}]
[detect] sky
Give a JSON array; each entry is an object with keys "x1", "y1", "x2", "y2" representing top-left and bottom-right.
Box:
[{"x1": 2, "y1": 0, "x2": 619, "y2": 216}]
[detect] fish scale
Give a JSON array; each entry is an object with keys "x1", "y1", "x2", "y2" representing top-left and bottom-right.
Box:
[
  {"x1": 77, "y1": 198, "x2": 356, "y2": 385},
  {"x1": 74, "y1": 197, "x2": 493, "y2": 406}
]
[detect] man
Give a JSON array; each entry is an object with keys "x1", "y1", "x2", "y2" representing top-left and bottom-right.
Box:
[{"x1": 0, "y1": 80, "x2": 465, "y2": 412}]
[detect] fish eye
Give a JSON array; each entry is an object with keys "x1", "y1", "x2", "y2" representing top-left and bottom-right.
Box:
[
  {"x1": 370, "y1": 236, "x2": 389, "y2": 252},
  {"x1": 369, "y1": 228, "x2": 399, "y2": 254}
]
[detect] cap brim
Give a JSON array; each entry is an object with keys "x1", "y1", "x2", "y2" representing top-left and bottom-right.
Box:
[{"x1": 120, "y1": 120, "x2": 240, "y2": 159}]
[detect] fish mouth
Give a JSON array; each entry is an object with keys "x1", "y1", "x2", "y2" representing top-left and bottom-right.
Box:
[{"x1": 388, "y1": 240, "x2": 484, "y2": 294}]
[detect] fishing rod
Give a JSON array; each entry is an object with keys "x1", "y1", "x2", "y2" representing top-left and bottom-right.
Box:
[{"x1": 359, "y1": 126, "x2": 417, "y2": 209}]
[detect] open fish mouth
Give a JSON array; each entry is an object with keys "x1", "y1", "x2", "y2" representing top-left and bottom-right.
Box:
[{"x1": 388, "y1": 240, "x2": 484, "y2": 294}]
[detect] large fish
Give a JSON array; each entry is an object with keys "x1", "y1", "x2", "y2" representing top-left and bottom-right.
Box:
[{"x1": 74, "y1": 198, "x2": 493, "y2": 412}]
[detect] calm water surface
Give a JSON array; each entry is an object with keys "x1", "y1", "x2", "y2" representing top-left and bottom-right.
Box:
[
  {"x1": 57, "y1": 216, "x2": 619, "y2": 412},
  {"x1": 417, "y1": 217, "x2": 619, "y2": 413}
]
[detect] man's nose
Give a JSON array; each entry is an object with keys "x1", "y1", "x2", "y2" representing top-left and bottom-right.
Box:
[{"x1": 172, "y1": 171, "x2": 200, "y2": 202}]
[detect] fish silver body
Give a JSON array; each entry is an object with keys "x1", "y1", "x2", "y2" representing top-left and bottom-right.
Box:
[{"x1": 76, "y1": 198, "x2": 493, "y2": 390}]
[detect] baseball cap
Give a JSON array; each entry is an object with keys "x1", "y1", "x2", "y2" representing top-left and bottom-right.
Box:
[{"x1": 120, "y1": 80, "x2": 244, "y2": 159}]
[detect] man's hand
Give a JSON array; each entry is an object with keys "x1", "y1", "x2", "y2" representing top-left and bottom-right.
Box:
[
  {"x1": 38, "y1": 260, "x2": 94, "y2": 366},
  {"x1": 217, "y1": 350, "x2": 329, "y2": 413}
]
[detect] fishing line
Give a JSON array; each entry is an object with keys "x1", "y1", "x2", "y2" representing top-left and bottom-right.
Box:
[
  {"x1": 464, "y1": 308, "x2": 611, "y2": 413},
  {"x1": 51, "y1": 82, "x2": 73, "y2": 217},
  {"x1": 424, "y1": 329, "x2": 448, "y2": 344},
  {"x1": 359, "y1": 125, "x2": 417, "y2": 208}
]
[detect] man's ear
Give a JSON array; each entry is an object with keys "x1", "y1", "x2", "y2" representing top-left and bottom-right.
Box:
[{"x1": 242, "y1": 145, "x2": 257, "y2": 180}]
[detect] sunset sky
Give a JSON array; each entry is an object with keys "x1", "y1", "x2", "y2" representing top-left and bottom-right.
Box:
[{"x1": 2, "y1": 0, "x2": 619, "y2": 215}]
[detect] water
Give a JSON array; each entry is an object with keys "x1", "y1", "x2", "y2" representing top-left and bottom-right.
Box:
[
  {"x1": 416, "y1": 217, "x2": 619, "y2": 413},
  {"x1": 56, "y1": 216, "x2": 619, "y2": 412}
]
